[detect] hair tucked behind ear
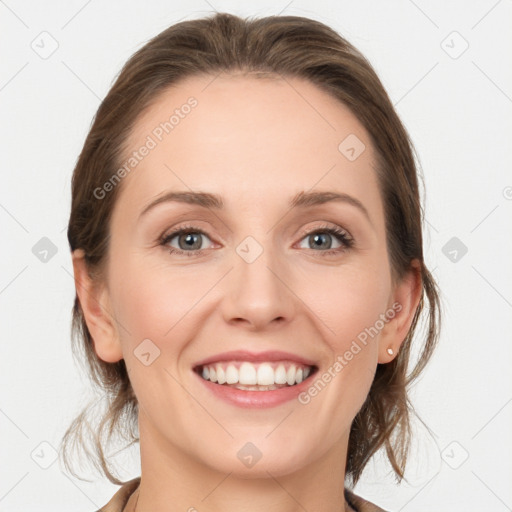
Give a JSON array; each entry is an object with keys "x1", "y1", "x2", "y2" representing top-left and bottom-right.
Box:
[{"x1": 60, "y1": 12, "x2": 441, "y2": 487}]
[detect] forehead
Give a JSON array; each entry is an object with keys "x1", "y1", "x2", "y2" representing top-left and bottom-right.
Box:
[{"x1": 116, "y1": 73, "x2": 382, "y2": 222}]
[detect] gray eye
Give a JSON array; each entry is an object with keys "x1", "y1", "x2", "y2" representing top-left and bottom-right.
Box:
[
  {"x1": 168, "y1": 231, "x2": 213, "y2": 251},
  {"x1": 298, "y1": 232, "x2": 343, "y2": 251}
]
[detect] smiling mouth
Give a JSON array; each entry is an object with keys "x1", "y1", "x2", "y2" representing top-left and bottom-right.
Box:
[{"x1": 194, "y1": 361, "x2": 318, "y2": 391}]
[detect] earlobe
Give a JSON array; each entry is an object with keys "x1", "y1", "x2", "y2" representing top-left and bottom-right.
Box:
[
  {"x1": 378, "y1": 259, "x2": 423, "y2": 364},
  {"x1": 71, "y1": 249, "x2": 124, "y2": 363}
]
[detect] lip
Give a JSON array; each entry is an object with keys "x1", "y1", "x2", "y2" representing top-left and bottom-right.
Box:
[
  {"x1": 194, "y1": 367, "x2": 318, "y2": 409},
  {"x1": 193, "y1": 350, "x2": 317, "y2": 368}
]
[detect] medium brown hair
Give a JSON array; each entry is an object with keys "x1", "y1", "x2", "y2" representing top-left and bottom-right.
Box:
[{"x1": 61, "y1": 12, "x2": 441, "y2": 488}]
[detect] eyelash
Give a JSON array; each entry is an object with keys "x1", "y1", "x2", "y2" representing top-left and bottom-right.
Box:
[{"x1": 159, "y1": 223, "x2": 354, "y2": 257}]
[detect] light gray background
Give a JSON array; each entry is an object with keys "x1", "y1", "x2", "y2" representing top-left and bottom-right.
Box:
[{"x1": 1, "y1": 0, "x2": 511, "y2": 511}]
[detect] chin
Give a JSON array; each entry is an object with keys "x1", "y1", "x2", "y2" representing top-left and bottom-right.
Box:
[{"x1": 199, "y1": 444, "x2": 313, "y2": 479}]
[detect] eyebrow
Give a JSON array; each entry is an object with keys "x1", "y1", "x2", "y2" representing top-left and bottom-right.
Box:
[{"x1": 139, "y1": 190, "x2": 371, "y2": 223}]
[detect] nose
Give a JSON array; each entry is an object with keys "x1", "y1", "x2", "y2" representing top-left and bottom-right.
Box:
[{"x1": 220, "y1": 240, "x2": 296, "y2": 331}]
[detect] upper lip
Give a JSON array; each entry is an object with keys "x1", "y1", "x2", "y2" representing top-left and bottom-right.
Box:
[{"x1": 193, "y1": 350, "x2": 318, "y2": 368}]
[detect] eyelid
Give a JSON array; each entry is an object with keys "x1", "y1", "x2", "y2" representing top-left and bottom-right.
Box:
[
  {"x1": 294, "y1": 223, "x2": 354, "y2": 254},
  {"x1": 159, "y1": 224, "x2": 215, "y2": 247},
  {"x1": 159, "y1": 220, "x2": 354, "y2": 256},
  {"x1": 160, "y1": 220, "x2": 353, "y2": 239},
  {"x1": 295, "y1": 221, "x2": 352, "y2": 241}
]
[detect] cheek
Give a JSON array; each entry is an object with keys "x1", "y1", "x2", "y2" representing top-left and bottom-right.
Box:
[
  {"x1": 108, "y1": 256, "x2": 211, "y2": 349},
  {"x1": 108, "y1": 258, "x2": 209, "y2": 409},
  {"x1": 302, "y1": 263, "x2": 390, "y2": 350},
  {"x1": 293, "y1": 267, "x2": 388, "y2": 440},
  {"x1": 297, "y1": 261, "x2": 389, "y2": 413}
]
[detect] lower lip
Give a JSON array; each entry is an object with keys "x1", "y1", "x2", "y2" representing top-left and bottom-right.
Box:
[{"x1": 194, "y1": 370, "x2": 315, "y2": 409}]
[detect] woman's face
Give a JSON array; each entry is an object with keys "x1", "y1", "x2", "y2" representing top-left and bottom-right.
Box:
[{"x1": 77, "y1": 73, "x2": 417, "y2": 478}]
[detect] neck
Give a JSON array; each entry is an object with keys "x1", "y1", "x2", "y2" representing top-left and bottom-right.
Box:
[{"x1": 129, "y1": 414, "x2": 355, "y2": 512}]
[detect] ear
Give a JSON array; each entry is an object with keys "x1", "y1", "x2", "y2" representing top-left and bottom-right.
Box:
[
  {"x1": 71, "y1": 249, "x2": 123, "y2": 363},
  {"x1": 378, "y1": 259, "x2": 423, "y2": 364}
]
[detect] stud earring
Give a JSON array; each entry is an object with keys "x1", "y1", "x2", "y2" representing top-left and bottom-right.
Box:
[{"x1": 386, "y1": 347, "x2": 394, "y2": 356}]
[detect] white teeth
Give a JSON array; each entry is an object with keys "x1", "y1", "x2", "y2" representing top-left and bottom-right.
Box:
[
  {"x1": 199, "y1": 361, "x2": 314, "y2": 387},
  {"x1": 257, "y1": 363, "x2": 274, "y2": 385},
  {"x1": 239, "y1": 362, "x2": 257, "y2": 385},
  {"x1": 216, "y1": 365, "x2": 226, "y2": 384},
  {"x1": 286, "y1": 365, "x2": 296, "y2": 386},
  {"x1": 274, "y1": 364, "x2": 287, "y2": 384},
  {"x1": 225, "y1": 364, "x2": 238, "y2": 384}
]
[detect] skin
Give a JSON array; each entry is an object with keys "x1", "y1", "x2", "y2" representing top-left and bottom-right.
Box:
[{"x1": 72, "y1": 73, "x2": 422, "y2": 512}]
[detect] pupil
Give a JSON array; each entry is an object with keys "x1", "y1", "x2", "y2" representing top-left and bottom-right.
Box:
[
  {"x1": 178, "y1": 232, "x2": 333, "y2": 251},
  {"x1": 311, "y1": 233, "x2": 331, "y2": 249},
  {"x1": 181, "y1": 233, "x2": 200, "y2": 250}
]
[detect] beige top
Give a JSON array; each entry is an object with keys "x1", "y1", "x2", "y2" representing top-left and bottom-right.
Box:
[{"x1": 96, "y1": 477, "x2": 388, "y2": 512}]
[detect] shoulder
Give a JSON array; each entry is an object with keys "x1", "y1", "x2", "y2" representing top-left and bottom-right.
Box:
[
  {"x1": 345, "y1": 488, "x2": 390, "y2": 512},
  {"x1": 95, "y1": 477, "x2": 141, "y2": 512}
]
